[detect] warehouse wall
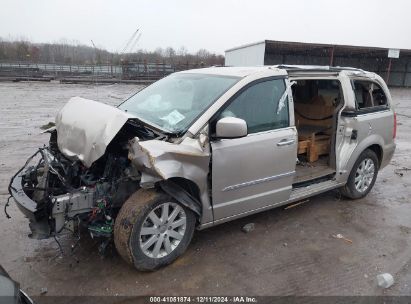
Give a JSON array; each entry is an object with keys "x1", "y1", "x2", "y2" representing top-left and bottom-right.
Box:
[
  {"x1": 225, "y1": 42, "x2": 266, "y2": 66},
  {"x1": 226, "y1": 41, "x2": 411, "y2": 87},
  {"x1": 264, "y1": 52, "x2": 411, "y2": 87}
]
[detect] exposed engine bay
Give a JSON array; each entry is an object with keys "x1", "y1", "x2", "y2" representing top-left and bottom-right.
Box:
[
  {"x1": 8, "y1": 97, "x2": 170, "y2": 243},
  {"x1": 8, "y1": 97, "x2": 210, "y2": 253},
  {"x1": 16, "y1": 123, "x2": 156, "y2": 241}
]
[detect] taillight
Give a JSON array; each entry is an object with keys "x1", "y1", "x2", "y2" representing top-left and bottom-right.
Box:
[{"x1": 393, "y1": 111, "x2": 397, "y2": 139}]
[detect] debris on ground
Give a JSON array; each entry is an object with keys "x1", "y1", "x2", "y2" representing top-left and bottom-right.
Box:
[
  {"x1": 108, "y1": 94, "x2": 123, "y2": 100},
  {"x1": 40, "y1": 287, "x2": 48, "y2": 295},
  {"x1": 284, "y1": 200, "x2": 309, "y2": 210},
  {"x1": 332, "y1": 233, "x2": 353, "y2": 244},
  {"x1": 39, "y1": 121, "x2": 55, "y2": 130},
  {"x1": 394, "y1": 167, "x2": 411, "y2": 177},
  {"x1": 241, "y1": 223, "x2": 255, "y2": 233},
  {"x1": 377, "y1": 273, "x2": 394, "y2": 288}
]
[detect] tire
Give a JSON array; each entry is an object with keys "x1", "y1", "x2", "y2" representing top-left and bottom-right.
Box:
[
  {"x1": 340, "y1": 149, "x2": 379, "y2": 199},
  {"x1": 114, "y1": 188, "x2": 196, "y2": 271}
]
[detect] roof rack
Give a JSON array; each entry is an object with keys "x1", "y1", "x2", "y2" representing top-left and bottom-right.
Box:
[{"x1": 273, "y1": 64, "x2": 367, "y2": 73}]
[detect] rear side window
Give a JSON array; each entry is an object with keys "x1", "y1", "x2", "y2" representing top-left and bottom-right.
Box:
[
  {"x1": 220, "y1": 79, "x2": 289, "y2": 134},
  {"x1": 353, "y1": 80, "x2": 388, "y2": 110}
]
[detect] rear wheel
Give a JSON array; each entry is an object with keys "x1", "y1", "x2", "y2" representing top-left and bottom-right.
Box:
[
  {"x1": 340, "y1": 149, "x2": 379, "y2": 199},
  {"x1": 114, "y1": 188, "x2": 196, "y2": 271}
]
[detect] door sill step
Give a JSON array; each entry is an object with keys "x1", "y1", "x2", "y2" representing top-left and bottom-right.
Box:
[
  {"x1": 292, "y1": 173, "x2": 335, "y2": 188},
  {"x1": 290, "y1": 179, "x2": 342, "y2": 201}
]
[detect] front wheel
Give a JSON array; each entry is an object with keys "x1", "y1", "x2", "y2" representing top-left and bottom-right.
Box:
[
  {"x1": 114, "y1": 188, "x2": 196, "y2": 271},
  {"x1": 340, "y1": 149, "x2": 379, "y2": 199}
]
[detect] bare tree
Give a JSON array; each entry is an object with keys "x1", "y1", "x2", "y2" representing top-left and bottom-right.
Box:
[
  {"x1": 164, "y1": 47, "x2": 176, "y2": 63},
  {"x1": 0, "y1": 36, "x2": 225, "y2": 67},
  {"x1": 177, "y1": 46, "x2": 188, "y2": 57},
  {"x1": 16, "y1": 41, "x2": 30, "y2": 61},
  {"x1": 154, "y1": 47, "x2": 164, "y2": 57}
]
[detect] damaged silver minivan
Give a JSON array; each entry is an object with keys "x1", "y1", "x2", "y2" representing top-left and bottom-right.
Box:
[{"x1": 9, "y1": 65, "x2": 396, "y2": 271}]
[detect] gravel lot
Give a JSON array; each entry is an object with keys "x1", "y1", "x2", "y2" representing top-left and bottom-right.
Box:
[{"x1": 0, "y1": 82, "x2": 411, "y2": 298}]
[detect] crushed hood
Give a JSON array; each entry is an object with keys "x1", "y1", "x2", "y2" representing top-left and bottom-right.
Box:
[{"x1": 55, "y1": 97, "x2": 133, "y2": 167}]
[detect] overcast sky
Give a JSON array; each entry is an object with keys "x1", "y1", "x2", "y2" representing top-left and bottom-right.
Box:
[{"x1": 0, "y1": 0, "x2": 410, "y2": 54}]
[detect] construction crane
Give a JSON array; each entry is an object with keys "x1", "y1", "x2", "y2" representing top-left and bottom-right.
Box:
[
  {"x1": 90, "y1": 39, "x2": 101, "y2": 64},
  {"x1": 119, "y1": 28, "x2": 142, "y2": 80},
  {"x1": 120, "y1": 28, "x2": 141, "y2": 54},
  {"x1": 129, "y1": 32, "x2": 142, "y2": 53}
]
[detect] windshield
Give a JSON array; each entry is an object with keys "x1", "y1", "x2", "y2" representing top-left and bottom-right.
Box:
[{"x1": 119, "y1": 73, "x2": 239, "y2": 133}]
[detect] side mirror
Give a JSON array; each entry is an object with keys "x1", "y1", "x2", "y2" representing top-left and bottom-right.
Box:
[{"x1": 215, "y1": 117, "x2": 247, "y2": 139}]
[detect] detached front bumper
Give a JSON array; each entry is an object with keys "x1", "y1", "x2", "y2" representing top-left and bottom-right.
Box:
[
  {"x1": 9, "y1": 173, "x2": 41, "y2": 221},
  {"x1": 9, "y1": 156, "x2": 51, "y2": 239}
]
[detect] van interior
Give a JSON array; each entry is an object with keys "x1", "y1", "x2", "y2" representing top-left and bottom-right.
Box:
[{"x1": 291, "y1": 79, "x2": 343, "y2": 186}]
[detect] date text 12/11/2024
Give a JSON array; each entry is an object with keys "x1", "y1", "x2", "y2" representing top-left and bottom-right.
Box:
[{"x1": 149, "y1": 296, "x2": 258, "y2": 303}]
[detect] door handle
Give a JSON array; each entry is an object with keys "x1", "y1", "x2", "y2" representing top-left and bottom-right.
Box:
[{"x1": 277, "y1": 139, "x2": 295, "y2": 146}]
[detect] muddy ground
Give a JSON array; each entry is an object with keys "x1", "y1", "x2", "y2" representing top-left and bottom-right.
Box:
[{"x1": 0, "y1": 82, "x2": 410, "y2": 298}]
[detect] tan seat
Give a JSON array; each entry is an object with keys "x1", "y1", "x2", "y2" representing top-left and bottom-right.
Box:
[
  {"x1": 295, "y1": 95, "x2": 334, "y2": 162},
  {"x1": 294, "y1": 95, "x2": 334, "y2": 129}
]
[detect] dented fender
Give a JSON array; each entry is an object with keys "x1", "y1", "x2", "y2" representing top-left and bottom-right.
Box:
[
  {"x1": 128, "y1": 135, "x2": 213, "y2": 223},
  {"x1": 128, "y1": 136, "x2": 210, "y2": 188}
]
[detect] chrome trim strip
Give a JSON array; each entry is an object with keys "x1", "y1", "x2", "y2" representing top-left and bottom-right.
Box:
[{"x1": 222, "y1": 171, "x2": 295, "y2": 192}]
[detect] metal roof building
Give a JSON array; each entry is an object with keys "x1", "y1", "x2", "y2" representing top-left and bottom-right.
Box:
[{"x1": 225, "y1": 40, "x2": 411, "y2": 87}]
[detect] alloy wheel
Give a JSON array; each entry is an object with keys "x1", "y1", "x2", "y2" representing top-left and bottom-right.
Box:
[
  {"x1": 139, "y1": 202, "x2": 187, "y2": 258},
  {"x1": 354, "y1": 158, "x2": 375, "y2": 193}
]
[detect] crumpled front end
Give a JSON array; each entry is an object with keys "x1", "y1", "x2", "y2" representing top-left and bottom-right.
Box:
[
  {"x1": 8, "y1": 97, "x2": 143, "y2": 240},
  {"x1": 9, "y1": 140, "x2": 140, "y2": 240},
  {"x1": 9, "y1": 95, "x2": 212, "y2": 242}
]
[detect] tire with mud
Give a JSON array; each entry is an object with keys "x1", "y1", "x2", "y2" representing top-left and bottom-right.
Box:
[
  {"x1": 340, "y1": 149, "x2": 379, "y2": 199},
  {"x1": 114, "y1": 188, "x2": 196, "y2": 271}
]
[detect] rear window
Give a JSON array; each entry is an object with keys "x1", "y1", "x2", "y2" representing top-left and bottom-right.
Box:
[{"x1": 353, "y1": 80, "x2": 388, "y2": 110}]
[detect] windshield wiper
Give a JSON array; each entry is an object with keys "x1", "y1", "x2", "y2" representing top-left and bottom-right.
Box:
[{"x1": 128, "y1": 118, "x2": 170, "y2": 139}]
